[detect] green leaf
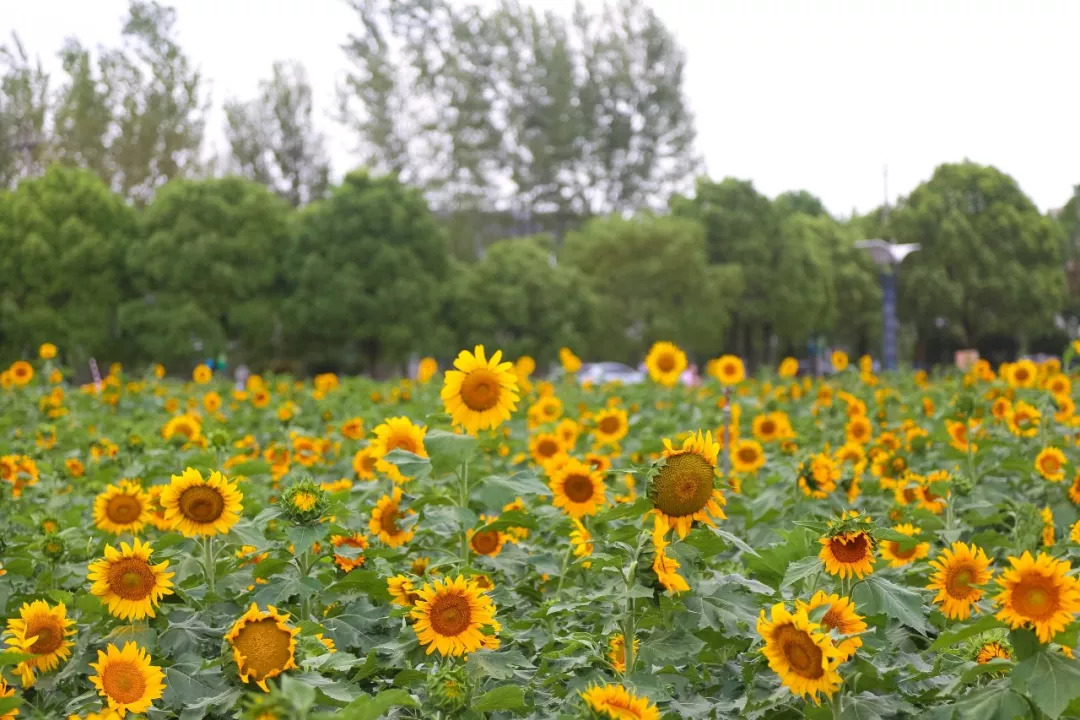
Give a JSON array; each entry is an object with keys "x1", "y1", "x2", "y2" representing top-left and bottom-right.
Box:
[
  {"x1": 328, "y1": 689, "x2": 419, "y2": 720},
  {"x1": 229, "y1": 459, "x2": 272, "y2": 476},
  {"x1": 1011, "y1": 650, "x2": 1080, "y2": 718},
  {"x1": 280, "y1": 674, "x2": 317, "y2": 711},
  {"x1": 838, "y1": 691, "x2": 904, "y2": 720},
  {"x1": 930, "y1": 615, "x2": 1006, "y2": 651},
  {"x1": 327, "y1": 569, "x2": 390, "y2": 602},
  {"x1": 0, "y1": 651, "x2": 32, "y2": 667},
  {"x1": 472, "y1": 684, "x2": 528, "y2": 713},
  {"x1": 425, "y1": 429, "x2": 478, "y2": 475},
  {"x1": 945, "y1": 682, "x2": 1029, "y2": 720},
  {"x1": 595, "y1": 497, "x2": 650, "y2": 523},
  {"x1": 287, "y1": 523, "x2": 328, "y2": 551},
  {"x1": 383, "y1": 448, "x2": 432, "y2": 481},
  {"x1": 852, "y1": 575, "x2": 931, "y2": 634},
  {"x1": 252, "y1": 558, "x2": 291, "y2": 580},
  {"x1": 477, "y1": 510, "x2": 538, "y2": 533},
  {"x1": 780, "y1": 556, "x2": 823, "y2": 589},
  {"x1": 707, "y1": 526, "x2": 761, "y2": 557},
  {"x1": 0, "y1": 697, "x2": 21, "y2": 715},
  {"x1": 1008, "y1": 628, "x2": 1039, "y2": 660}
]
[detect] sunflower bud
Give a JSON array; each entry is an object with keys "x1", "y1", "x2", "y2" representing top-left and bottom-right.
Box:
[
  {"x1": 953, "y1": 392, "x2": 976, "y2": 417},
  {"x1": 426, "y1": 663, "x2": 470, "y2": 713},
  {"x1": 210, "y1": 430, "x2": 230, "y2": 449},
  {"x1": 280, "y1": 478, "x2": 328, "y2": 525},
  {"x1": 43, "y1": 535, "x2": 66, "y2": 561}
]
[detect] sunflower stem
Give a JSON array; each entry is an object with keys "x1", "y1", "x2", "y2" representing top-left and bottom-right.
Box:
[
  {"x1": 203, "y1": 535, "x2": 216, "y2": 596},
  {"x1": 553, "y1": 541, "x2": 574, "y2": 598},
  {"x1": 830, "y1": 688, "x2": 843, "y2": 719},
  {"x1": 459, "y1": 459, "x2": 471, "y2": 567}
]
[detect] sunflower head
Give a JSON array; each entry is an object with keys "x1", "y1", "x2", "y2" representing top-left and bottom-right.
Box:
[
  {"x1": 161, "y1": 467, "x2": 243, "y2": 537},
  {"x1": 4, "y1": 599, "x2": 76, "y2": 687},
  {"x1": 994, "y1": 551, "x2": 1080, "y2": 643},
  {"x1": 89, "y1": 642, "x2": 165, "y2": 716},
  {"x1": 441, "y1": 345, "x2": 520, "y2": 433},
  {"x1": 757, "y1": 603, "x2": 844, "y2": 704},
  {"x1": 93, "y1": 480, "x2": 151, "y2": 535},
  {"x1": 88, "y1": 538, "x2": 175, "y2": 621},
  {"x1": 368, "y1": 486, "x2": 415, "y2": 547},
  {"x1": 796, "y1": 590, "x2": 867, "y2": 661},
  {"x1": 410, "y1": 575, "x2": 498, "y2": 656},
  {"x1": 549, "y1": 457, "x2": 607, "y2": 520},
  {"x1": 226, "y1": 604, "x2": 300, "y2": 691},
  {"x1": 645, "y1": 342, "x2": 688, "y2": 387},
  {"x1": 581, "y1": 684, "x2": 660, "y2": 720},
  {"x1": 1036, "y1": 447, "x2": 1067, "y2": 482},
  {"x1": 926, "y1": 541, "x2": 993, "y2": 620},
  {"x1": 649, "y1": 431, "x2": 725, "y2": 538},
  {"x1": 280, "y1": 479, "x2": 328, "y2": 524}
]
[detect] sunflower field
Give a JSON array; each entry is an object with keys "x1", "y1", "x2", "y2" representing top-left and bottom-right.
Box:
[{"x1": 3, "y1": 342, "x2": 1080, "y2": 720}]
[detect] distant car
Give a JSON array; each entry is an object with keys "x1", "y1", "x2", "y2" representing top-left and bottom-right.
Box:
[{"x1": 578, "y1": 362, "x2": 645, "y2": 385}]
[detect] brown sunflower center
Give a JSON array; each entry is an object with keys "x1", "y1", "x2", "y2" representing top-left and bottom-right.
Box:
[
  {"x1": 1043, "y1": 457, "x2": 1061, "y2": 473},
  {"x1": 828, "y1": 534, "x2": 870, "y2": 564},
  {"x1": 820, "y1": 607, "x2": 852, "y2": 633},
  {"x1": 26, "y1": 618, "x2": 63, "y2": 655},
  {"x1": 102, "y1": 659, "x2": 147, "y2": 704},
  {"x1": 386, "y1": 434, "x2": 418, "y2": 454},
  {"x1": 889, "y1": 542, "x2": 918, "y2": 560},
  {"x1": 737, "y1": 447, "x2": 758, "y2": 464},
  {"x1": 945, "y1": 565, "x2": 977, "y2": 599},
  {"x1": 652, "y1": 453, "x2": 714, "y2": 517},
  {"x1": 537, "y1": 439, "x2": 559, "y2": 458},
  {"x1": 563, "y1": 473, "x2": 596, "y2": 503},
  {"x1": 775, "y1": 624, "x2": 824, "y2": 679},
  {"x1": 656, "y1": 353, "x2": 676, "y2": 372},
  {"x1": 107, "y1": 557, "x2": 156, "y2": 600},
  {"x1": 429, "y1": 592, "x2": 472, "y2": 637},
  {"x1": 851, "y1": 423, "x2": 866, "y2": 438},
  {"x1": 107, "y1": 494, "x2": 144, "y2": 524},
  {"x1": 471, "y1": 530, "x2": 500, "y2": 555},
  {"x1": 1015, "y1": 369, "x2": 1030, "y2": 382},
  {"x1": 598, "y1": 416, "x2": 622, "y2": 434},
  {"x1": 721, "y1": 363, "x2": 737, "y2": 378},
  {"x1": 1013, "y1": 576, "x2": 1059, "y2": 620},
  {"x1": 179, "y1": 485, "x2": 226, "y2": 524},
  {"x1": 233, "y1": 618, "x2": 293, "y2": 680},
  {"x1": 380, "y1": 507, "x2": 401, "y2": 535},
  {"x1": 760, "y1": 420, "x2": 776, "y2": 436},
  {"x1": 460, "y1": 369, "x2": 502, "y2": 412}
]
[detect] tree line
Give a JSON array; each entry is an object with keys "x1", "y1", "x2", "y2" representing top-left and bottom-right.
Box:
[{"x1": 1, "y1": 1, "x2": 1076, "y2": 373}]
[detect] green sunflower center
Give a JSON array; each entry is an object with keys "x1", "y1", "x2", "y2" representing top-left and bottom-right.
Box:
[{"x1": 651, "y1": 453, "x2": 714, "y2": 518}]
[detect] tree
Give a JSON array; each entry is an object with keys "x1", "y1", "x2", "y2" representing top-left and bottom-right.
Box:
[
  {"x1": 0, "y1": 166, "x2": 136, "y2": 362},
  {"x1": 285, "y1": 170, "x2": 449, "y2": 374},
  {"x1": 891, "y1": 161, "x2": 1066, "y2": 357},
  {"x1": 561, "y1": 214, "x2": 742, "y2": 363},
  {"x1": 443, "y1": 235, "x2": 598, "y2": 366},
  {"x1": 119, "y1": 177, "x2": 294, "y2": 368},
  {"x1": 0, "y1": 33, "x2": 50, "y2": 188},
  {"x1": 224, "y1": 60, "x2": 330, "y2": 207},
  {"x1": 51, "y1": 39, "x2": 114, "y2": 182}
]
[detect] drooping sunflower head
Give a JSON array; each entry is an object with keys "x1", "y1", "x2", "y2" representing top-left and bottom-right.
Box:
[
  {"x1": 4, "y1": 599, "x2": 76, "y2": 687},
  {"x1": 280, "y1": 479, "x2": 328, "y2": 524},
  {"x1": 645, "y1": 341, "x2": 688, "y2": 387},
  {"x1": 649, "y1": 431, "x2": 725, "y2": 538},
  {"x1": 88, "y1": 538, "x2": 175, "y2": 621},
  {"x1": 93, "y1": 480, "x2": 151, "y2": 535},
  {"x1": 549, "y1": 457, "x2": 607, "y2": 520},
  {"x1": 580, "y1": 683, "x2": 660, "y2": 720},
  {"x1": 593, "y1": 408, "x2": 629, "y2": 446},
  {"x1": 994, "y1": 551, "x2": 1080, "y2": 643},
  {"x1": 757, "y1": 603, "x2": 844, "y2": 704},
  {"x1": 161, "y1": 467, "x2": 243, "y2": 537},
  {"x1": 796, "y1": 590, "x2": 867, "y2": 661},
  {"x1": 226, "y1": 604, "x2": 300, "y2": 691},
  {"x1": 818, "y1": 525, "x2": 875, "y2": 580},
  {"x1": 976, "y1": 641, "x2": 1011, "y2": 664},
  {"x1": 926, "y1": 541, "x2": 993, "y2": 620},
  {"x1": 89, "y1": 642, "x2": 165, "y2": 716},
  {"x1": 368, "y1": 486, "x2": 415, "y2": 547},
  {"x1": 441, "y1": 345, "x2": 520, "y2": 433},
  {"x1": 410, "y1": 575, "x2": 498, "y2": 657},
  {"x1": 1035, "y1": 447, "x2": 1067, "y2": 482}
]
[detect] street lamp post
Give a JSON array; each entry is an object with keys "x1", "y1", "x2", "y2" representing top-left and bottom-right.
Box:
[{"x1": 855, "y1": 239, "x2": 920, "y2": 371}]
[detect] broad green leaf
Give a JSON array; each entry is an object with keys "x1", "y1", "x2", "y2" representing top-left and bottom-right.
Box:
[
  {"x1": 852, "y1": 575, "x2": 932, "y2": 634},
  {"x1": 425, "y1": 428, "x2": 478, "y2": 475},
  {"x1": 930, "y1": 614, "x2": 1005, "y2": 651},
  {"x1": 327, "y1": 689, "x2": 419, "y2": 720},
  {"x1": 1011, "y1": 650, "x2": 1080, "y2": 718},
  {"x1": 472, "y1": 684, "x2": 528, "y2": 713},
  {"x1": 382, "y1": 449, "x2": 432, "y2": 481},
  {"x1": 780, "y1": 556, "x2": 823, "y2": 589}
]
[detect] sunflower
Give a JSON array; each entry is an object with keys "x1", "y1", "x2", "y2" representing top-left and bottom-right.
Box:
[
  {"x1": 226, "y1": 604, "x2": 300, "y2": 691},
  {"x1": 878, "y1": 524, "x2": 930, "y2": 567},
  {"x1": 339, "y1": 417, "x2": 364, "y2": 440},
  {"x1": 607, "y1": 633, "x2": 640, "y2": 674},
  {"x1": 161, "y1": 414, "x2": 203, "y2": 445},
  {"x1": 4, "y1": 600, "x2": 76, "y2": 687},
  {"x1": 1069, "y1": 470, "x2": 1080, "y2": 505},
  {"x1": 636, "y1": 342, "x2": 684, "y2": 387},
  {"x1": 65, "y1": 457, "x2": 85, "y2": 478},
  {"x1": 1007, "y1": 359, "x2": 1037, "y2": 388},
  {"x1": 926, "y1": 542, "x2": 993, "y2": 620},
  {"x1": 88, "y1": 642, "x2": 165, "y2": 716},
  {"x1": 352, "y1": 446, "x2": 380, "y2": 480},
  {"x1": 991, "y1": 396, "x2": 1012, "y2": 420},
  {"x1": 161, "y1": 468, "x2": 243, "y2": 537},
  {"x1": 1035, "y1": 447, "x2": 1067, "y2": 482},
  {"x1": 757, "y1": 603, "x2": 844, "y2": 704},
  {"x1": 994, "y1": 552, "x2": 1080, "y2": 643},
  {"x1": 1054, "y1": 395, "x2": 1075, "y2": 423},
  {"x1": 0, "y1": 675, "x2": 15, "y2": 720},
  {"x1": 468, "y1": 520, "x2": 506, "y2": 557},
  {"x1": 416, "y1": 356, "x2": 438, "y2": 384},
  {"x1": 593, "y1": 408, "x2": 629, "y2": 446},
  {"x1": 368, "y1": 487, "x2": 415, "y2": 547},
  {"x1": 330, "y1": 533, "x2": 369, "y2": 572},
  {"x1": 796, "y1": 590, "x2": 866, "y2": 661},
  {"x1": 753, "y1": 412, "x2": 790, "y2": 443},
  {"x1": 529, "y1": 432, "x2": 566, "y2": 468},
  {"x1": 88, "y1": 539, "x2": 174, "y2": 620},
  {"x1": 1042, "y1": 506, "x2": 1056, "y2": 547},
  {"x1": 569, "y1": 518, "x2": 593, "y2": 566},
  {"x1": 945, "y1": 419, "x2": 977, "y2": 452},
  {"x1": 845, "y1": 416, "x2": 872, "y2": 445},
  {"x1": 93, "y1": 480, "x2": 151, "y2": 535},
  {"x1": 712, "y1": 354, "x2": 746, "y2": 386},
  {"x1": 731, "y1": 439, "x2": 766, "y2": 474},
  {"x1": 580, "y1": 684, "x2": 660, "y2": 720},
  {"x1": 1007, "y1": 402, "x2": 1040, "y2": 438},
  {"x1": 649, "y1": 431, "x2": 726, "y2": 539},
  {"x1": 652, "y1": 532, "x2": 691, "y2": 594},
  {"x1": 372, "y1": 417, "x2": 428, "y2": 483},
  {"x1": 549, "y1": 457, "x2": 607, "y2": 519},
  {"x1": 192, "y1": 364, "x2": 212, "y2": 384},
  {"x1": 527, "y1": 396, "x2": 563, "y2": 427},
  {"x1": 779, "y1": 357, "x2": 799, "y2": 378},
  {"x1": 976, "y1": 642, "x2": 1011, "y2": 664},
  {"x1": 1046, "y1": 372, "x2": 1071, "y2": 397},
  {"x1": 10, "y1": 361, "x2": 33, "y2": 386},
  {"x1": 559, "y1": 347, "x2": 582, "y2": 374},
  {"x1": 819, "y1": 531, "x2": 875, "y2": 580},
  {"x1": 410, "y1": 575, "x2": 498, "y2": 656},
  {"x1": 441, "y1": 345, "x2": 520, "y2": 433},
  {"x1": 831, "y1": 351, "x2": 849, "y2": 372}
]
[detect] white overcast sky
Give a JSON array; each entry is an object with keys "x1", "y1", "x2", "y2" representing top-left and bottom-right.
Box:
[{"x1": 6, "y1": 0, "x2": 1080, "y2": 215}]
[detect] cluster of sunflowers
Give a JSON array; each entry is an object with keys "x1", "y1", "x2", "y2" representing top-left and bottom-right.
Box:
[{"x1": 2, "y1": 340, "x2": 1080, "y2": 719}]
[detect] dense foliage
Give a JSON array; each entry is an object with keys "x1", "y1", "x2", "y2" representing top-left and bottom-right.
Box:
[{"x1": 4, "y1": 344, "x2": 1080, "y2": 719}]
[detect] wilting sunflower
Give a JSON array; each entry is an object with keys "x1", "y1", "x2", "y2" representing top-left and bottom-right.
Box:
[
  {"x1": 926, "y1": 542, "x2": 993, "y2": 620},
  {"x1": 441, "y1": 345, "x2": 520, "y2": 433},
  {"x1": 878, "y1": 524, "x2": 930, "y2": 567},
  {"x1": 161, "y1": 468, "x2": 243, "y2": 537},
  {"x1": 1035, "y1": 447, "x2": 1067, "y2": 482},
  {"x1": 643, "y1": 341, "x2": 687, "y2": 387},
  {"x1": 649, "y1": 431, "x2": 726, "y2": 539},
  {"x1": 1007, "y1": 358, "x2": 1037, "y2": 388},
  {"x1": 88, "y1": 642, "x2": 165, "y2": 716},
  {"x1": 712, "y1": 354, "x2": 746, "y2": 386},
  {"x1": 731, "y1": 439, "x2": 766, "y2": 474},
  {"x1": 352, "y1": 446, "x2": 380, "y2": 480},
  {"x1": 330, "y1": 533, "x2": 369, "y2": 572},
  {"x1": 4, "y1": 600, "x2": 76, "y2": 687},
  {"x1": 368, "y1": 486, "x2": 415, "y2": 547},
  {"x1": 845, "y1": 416, "x2": 872, "y2": 445},
  {"x1": 976, "y1": 642, "x2": 1011, "y2": 664},
  {"x1": 549, "y1": 457, "x2": 607, "y2": 519},
  {"x1": 411, "y1": 575, "x2": 498, "y2": 656},
  {"x1": 757, "y1": 603, "x2": 843, "y2": 704},
  {"x1": 819, "y1": 527, "x2": 875, "y2": 580},
  {"x1": 88, "y1": 539, "x2": 175, "y2": 620},
  {"x1": 372, "y1": 416, "x2": 428, "y2": 483},
  {"x1": 796, "y1": 590, "x2": 867, "y2": 661},
  {"x1": 994, "y1": 551, "x2": 1080, "y2": 643},
  {"x1": 226, "y1": 604, "x2": 300, "y2": 691},
  {"x1": 93, "y1": 480, "x2": 151, "y2": 535},
  {"x1": 592, "y1": 408, "x2": 629, "y2": 446},
  {"x1": 580, "y1": 684, "x2": 660, "y2": 720}
]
